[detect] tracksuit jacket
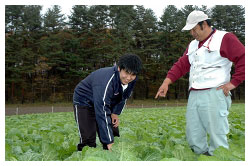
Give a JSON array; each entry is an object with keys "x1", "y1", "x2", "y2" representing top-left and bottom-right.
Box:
[{"x1": 73, "y1": 66, "x2": 137, "y2": 145}]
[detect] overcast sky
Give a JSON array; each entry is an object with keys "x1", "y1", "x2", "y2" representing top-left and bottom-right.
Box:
[
  {"x1": 40, "y1": 0, "x2": 246, "y2": 20},
  {"x1": 41, "y1": 4, "x2": 217, "y2": 21},
  {"x1": 41, "y1": 4, "x2": 173, "y2": 20}
]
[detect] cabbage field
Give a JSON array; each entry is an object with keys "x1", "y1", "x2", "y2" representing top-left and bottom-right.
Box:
[{"x1": 5, "y1": 103, "x2": 245, "y2": 161}]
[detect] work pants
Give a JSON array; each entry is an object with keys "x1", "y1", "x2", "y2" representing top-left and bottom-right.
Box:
[{"x1": 186, "y1": 88, "x2": 231, "y2": 155}]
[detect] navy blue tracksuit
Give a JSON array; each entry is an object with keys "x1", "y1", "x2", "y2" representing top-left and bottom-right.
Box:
[{"x1": 73, "y1": 66, "x2": 137, "y2": 148}]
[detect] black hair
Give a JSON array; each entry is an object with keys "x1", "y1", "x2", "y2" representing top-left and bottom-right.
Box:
[
  {"x1": 117, "y1": 54, "x2": 142, "y2": 75},
  {"x1": 198, "y1": 19, "x2": 211, "y2": 30}
]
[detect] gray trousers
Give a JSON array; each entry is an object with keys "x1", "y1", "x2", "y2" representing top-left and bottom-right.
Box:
[{"x1": 186, "y1": 88, "x2": 232, "y2": 155}]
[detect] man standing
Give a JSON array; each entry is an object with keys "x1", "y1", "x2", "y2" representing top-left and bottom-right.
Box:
[
  {"x1": 73, "y1": 54, "x2": 142, "y2": 151},
  {"x1": 155, "y1": 10, "x2": 245, "y2": 155}
]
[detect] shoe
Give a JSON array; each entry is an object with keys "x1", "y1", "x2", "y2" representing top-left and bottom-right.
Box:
[
  {"x1": 103, "y1": 144, "x2": 109, "y2": 150},
  {"x1": 112, "y1": 126, "x2": 120, "y2": 137},
  {"x1": 87, "y1": 143, "x2": 97, "y2": 148},
  {"x1": 77, "y1": 143, "x2": 96, "y2": 151},
  {"x1": 77, "y1": 144, "x2": 86, "y2": 151},
  {"x1": 203, "y1": 151, "x2": 212, "y2": 156}
]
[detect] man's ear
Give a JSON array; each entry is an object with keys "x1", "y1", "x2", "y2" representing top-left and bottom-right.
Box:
[
  {"x1": 118, "y1": 67, "x2": 120, "y2": 72},
  {"x1": 203, "y1": 21, "x2": 208, "y2": 29}
]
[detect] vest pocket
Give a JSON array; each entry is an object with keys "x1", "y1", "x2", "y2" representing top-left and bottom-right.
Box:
[{"x1": 204, "y1": 49, "x2": 220, "y2": 64}]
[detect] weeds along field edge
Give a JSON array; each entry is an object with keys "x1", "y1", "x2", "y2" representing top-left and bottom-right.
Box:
[{"x1": 5, "y1": 103, "x2": 245, "y2": 161}]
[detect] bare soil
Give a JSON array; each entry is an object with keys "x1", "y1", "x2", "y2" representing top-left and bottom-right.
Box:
[{"x1": 5, "y1": 103, "x2": 187, "y2": 116}]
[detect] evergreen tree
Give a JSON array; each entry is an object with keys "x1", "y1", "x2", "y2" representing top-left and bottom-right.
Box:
[
  {"x1": 5, "y1": 5, "x2": 43, "y2": 103},
  {"x1": 22, "y1": 5, "x2": 43, "y2": 32},
  {"x1": 5, "y1": 5, "x2": 24, "y2": 102},
  {"x1": 38, "y1": 5, "x2": 68, "y2": 101},
  {"x1": 211, "y1": 5, "x2": 245, "y2": 44},
  {"x1": 86, "y1": 5, "x2": 115, "y2": 69},
  {"x1": 43, "y1": 5, "x2": 66, "y2": 32},
  {"x1": 132, "y1": 5, "x2": 159, "y2": 98},
  {"x1": 5, "y1": 5, "x2": 25, "y2": 34},
  {"x1": 68, "y1": 5, "x2": 91, "y2": 32},
  {"x1": 68, "y1": 5, "x2": 93, "y2": 78},
  {"x1": 109, "y1": 5, "x2": 136, "y2": 56}
]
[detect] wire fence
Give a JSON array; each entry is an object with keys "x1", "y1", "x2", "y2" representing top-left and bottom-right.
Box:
[
  {"x1": 5, "y1": 106, "x2": 73, "y2": 116},
  {"x1": 5, "y1": 102, "x2": 188, "y2": 116}
]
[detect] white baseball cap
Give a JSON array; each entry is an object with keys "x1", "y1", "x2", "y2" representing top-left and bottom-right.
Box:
[{"x1": 182, "y1": 10, "x2": 210, "y2": 31}]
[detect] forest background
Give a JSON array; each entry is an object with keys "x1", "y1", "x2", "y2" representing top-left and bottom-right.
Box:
[{"x1": 5, "y1": 5, "x2": 245, "y2": 104}]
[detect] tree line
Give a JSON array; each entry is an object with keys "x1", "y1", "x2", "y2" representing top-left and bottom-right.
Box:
[{"x1": 5, "y1": 5, "x2": 245, "y2": 104}]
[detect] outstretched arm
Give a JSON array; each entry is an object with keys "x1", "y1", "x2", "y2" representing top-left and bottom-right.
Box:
[{"x1": 155, "y1": 78, "x2": 172, "y2": 98}]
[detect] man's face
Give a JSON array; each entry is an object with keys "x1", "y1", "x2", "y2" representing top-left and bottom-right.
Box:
[
  {"x1": 190, "y1": 24, "x2": 205, "y2": 41},
  {"x1": 118, "y1": 67, "x2": 136, "y2": 85}
]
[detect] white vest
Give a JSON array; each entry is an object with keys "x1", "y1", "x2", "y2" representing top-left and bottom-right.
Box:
[{"x1": 187, "y1": 30, "x2": 232, "y2": 89}]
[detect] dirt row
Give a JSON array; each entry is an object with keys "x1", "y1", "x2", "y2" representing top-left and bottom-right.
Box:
[
  {"x1": 5, "y1": 106, "x2": 74, "y2": 116},
  {"x1": 5, "y1": 103, "x2": 187, "y2": 116}
]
